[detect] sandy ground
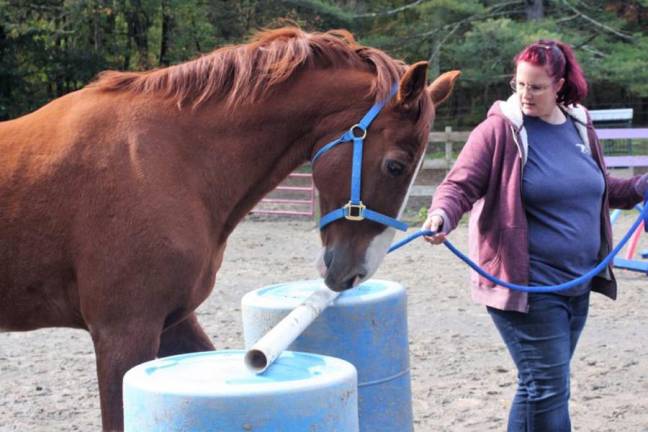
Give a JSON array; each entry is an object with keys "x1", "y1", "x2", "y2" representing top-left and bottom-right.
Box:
[{"x1": 1, "y1": 212, "x2": 648, "y2": 432}]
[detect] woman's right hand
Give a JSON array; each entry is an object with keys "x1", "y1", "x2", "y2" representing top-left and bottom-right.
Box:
[{"x1": 422, "y1": 214, "x2": 447, "y2": 245}]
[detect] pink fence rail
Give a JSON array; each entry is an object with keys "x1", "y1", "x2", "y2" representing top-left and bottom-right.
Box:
[
  {"x1": 600, "y1": 128, "x2": 648, "y2": 168},
  {"x1": 251, "y1": 172, "x2": 317, "y2": 217},
  {"x1": 596, "y1": 128, "x2": 648, "y2": 140}
]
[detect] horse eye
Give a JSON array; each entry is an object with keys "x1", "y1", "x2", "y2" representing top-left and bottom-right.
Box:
[{"x1": 386, "y1": 160, "x2": 405, "y2": 177}]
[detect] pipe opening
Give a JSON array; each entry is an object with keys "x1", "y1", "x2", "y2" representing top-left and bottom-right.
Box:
[{"x1": 245, "y1": 349, "x2": 268, "y2": 373}]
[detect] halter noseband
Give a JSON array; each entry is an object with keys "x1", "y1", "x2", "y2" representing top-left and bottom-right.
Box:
[{"x1": 311, "y1": 84, "x2": 408, "y2": 232}]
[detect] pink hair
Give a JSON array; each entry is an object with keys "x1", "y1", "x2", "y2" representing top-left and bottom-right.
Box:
[{"x1": 514, "y1": 40, "x2": 588, "y2": 106}]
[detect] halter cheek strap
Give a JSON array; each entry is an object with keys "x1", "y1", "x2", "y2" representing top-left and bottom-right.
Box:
[{"x1": 311, "y1": 84, "x2": 408, "y2": 232}]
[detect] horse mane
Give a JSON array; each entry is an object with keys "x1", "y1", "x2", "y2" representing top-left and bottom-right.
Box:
[{"x1": 91, "y1": 27, "x2": 406, "y2": 108}]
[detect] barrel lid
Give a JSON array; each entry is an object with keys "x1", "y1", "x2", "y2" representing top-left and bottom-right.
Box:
[
  {"x1": 124, "y1": 350, "x2": 356, "y2": 397},
  {"x1": 242, "y1": 279, "x2": 403, "y2": 309}
]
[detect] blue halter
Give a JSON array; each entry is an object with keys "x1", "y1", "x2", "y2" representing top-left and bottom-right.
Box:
[{"x1": 311, "y1": 84, "x2": 408, "y2": 232}]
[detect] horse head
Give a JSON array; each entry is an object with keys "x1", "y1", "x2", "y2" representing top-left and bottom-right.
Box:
[{"x1": 312, "y1": 64, "x2": 460, "y2": 291}]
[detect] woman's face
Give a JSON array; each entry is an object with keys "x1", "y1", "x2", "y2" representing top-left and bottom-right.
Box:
[{"x1": 513, "y1": 61, "x2": 564, "y2": 119}]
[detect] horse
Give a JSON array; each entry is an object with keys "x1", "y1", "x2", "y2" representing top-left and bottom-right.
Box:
[{"x1": 0, "y1": 26, "x2": 459, "y2": 431}]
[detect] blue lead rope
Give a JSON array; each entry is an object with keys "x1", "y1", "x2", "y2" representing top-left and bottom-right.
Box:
[{"x1": 387, "y1": 202, "x2": 648, "y2": 293}]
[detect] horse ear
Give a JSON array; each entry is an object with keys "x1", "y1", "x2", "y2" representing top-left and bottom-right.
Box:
[
  {"x1": 428, "y1": 70, "x2": 461, "y2": 107},
  {"x1": 397, "y1": 61, "x2": 428, "y2": 108}
]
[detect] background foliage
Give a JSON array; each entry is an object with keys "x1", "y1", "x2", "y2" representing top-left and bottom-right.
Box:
[{"x1": 1, "y1": 0, "x2": 647, "y2": 127}]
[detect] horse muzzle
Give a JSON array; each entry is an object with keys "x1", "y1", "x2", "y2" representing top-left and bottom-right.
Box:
[{"x1": 317, "y1": 247, "x2": 368, "y2": 292}]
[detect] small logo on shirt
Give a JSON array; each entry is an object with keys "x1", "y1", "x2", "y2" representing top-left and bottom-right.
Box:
[{"x1": 575, "y1": 143, "x2": 590, "y2": 155}]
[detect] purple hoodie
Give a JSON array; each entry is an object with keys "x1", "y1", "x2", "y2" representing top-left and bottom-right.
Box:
[{"x1": 430, "y1": 95, "x2": 645, "y2": 312}]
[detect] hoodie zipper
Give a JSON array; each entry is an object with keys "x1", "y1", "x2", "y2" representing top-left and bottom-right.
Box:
[
  {"x1": 510, "y1": 124, "x2": 525, "y2": 181},
  {"x1": 512, "y1": 122, "x2": 531, "y2": 290}
]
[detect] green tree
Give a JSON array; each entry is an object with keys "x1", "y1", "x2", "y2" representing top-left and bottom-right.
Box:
[{"x1": 1, "y1": 0, "x2": 646, "y2": 125}]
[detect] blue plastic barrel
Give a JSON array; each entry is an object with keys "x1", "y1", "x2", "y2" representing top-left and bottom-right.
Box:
[
  {"x1": 242, "y1": 279, "x2": 413, "y2": 432},
  {"x1": 123, "y1": 350, "x2": 359, "y2": 432}
]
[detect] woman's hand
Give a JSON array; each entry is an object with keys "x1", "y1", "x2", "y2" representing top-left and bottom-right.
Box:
[{"x1": 422, "y1": 214, "x2": 447, "y2": 245}]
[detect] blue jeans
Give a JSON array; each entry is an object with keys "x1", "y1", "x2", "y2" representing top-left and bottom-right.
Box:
[{"x1": 487, "y1": 292, "x2": 590, "y2": 432}]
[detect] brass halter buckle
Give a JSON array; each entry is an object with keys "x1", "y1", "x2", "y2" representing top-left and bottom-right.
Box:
[{"x1": 343, "y1": 201, "x2": 366, "y2": 221}]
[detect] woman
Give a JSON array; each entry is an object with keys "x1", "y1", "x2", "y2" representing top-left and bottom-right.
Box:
[{"x1": 423, "y1": 40, "x2": 647, "y2": 431}]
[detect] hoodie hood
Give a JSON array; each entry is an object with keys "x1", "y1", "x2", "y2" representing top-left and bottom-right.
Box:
[{"x1": 486, "y1": 94, "x2": 592, "y2": 166}]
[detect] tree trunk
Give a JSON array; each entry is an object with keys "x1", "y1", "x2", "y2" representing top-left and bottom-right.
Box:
[
  {"x1": 159, "y1": 1, "x2": 173, "y2": 66},
  {"x1": 525, "y1": 0, "x2": 544, "y2": 21},
  {"x1": 0, "y1": 22, "x2": 12, "y2": 119},
  {"x1": 427, "y1": 38, "x2": 440, "y2": 79},
  {"x1": 126, "y1": 0, "x2": 150, "y2": 69}
]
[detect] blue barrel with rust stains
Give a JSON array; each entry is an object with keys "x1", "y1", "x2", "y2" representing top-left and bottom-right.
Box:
[
  {"x1": 242, "y1": 279, "x2": 413, "y2": 432},
  {"x1": 123, "y1": 350, "x2": 358, "y2": 432}
]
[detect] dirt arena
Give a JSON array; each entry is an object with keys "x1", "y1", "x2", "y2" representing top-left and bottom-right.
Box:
[{"x1": 1, "y1": 213, "x2": 647, "y2": 431}]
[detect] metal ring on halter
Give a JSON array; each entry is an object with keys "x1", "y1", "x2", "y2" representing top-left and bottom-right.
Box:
[{"x1": 349, "y1": 124, "x2": 367, "y2": 140}]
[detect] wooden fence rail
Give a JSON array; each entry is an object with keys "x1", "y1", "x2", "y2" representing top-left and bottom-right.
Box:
[
  {"x1": 426, "y1": 127, "x2": 648, "y2": 170},
  {"x1": 252, "y1": 127, "x2": 648, "y2": 217}
]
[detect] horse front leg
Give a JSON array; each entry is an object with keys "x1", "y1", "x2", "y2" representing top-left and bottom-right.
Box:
[
  {"x1": 91, "y1": 322, "x2": 162, "y2": 432},
  {"x1": 158, "y1": 311, "x2": 214, "y2": 357}
]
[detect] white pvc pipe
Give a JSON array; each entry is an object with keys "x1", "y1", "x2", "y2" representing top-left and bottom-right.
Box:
[{"x1": 244, "y1": 288, "x2": 341, "y2": 374}]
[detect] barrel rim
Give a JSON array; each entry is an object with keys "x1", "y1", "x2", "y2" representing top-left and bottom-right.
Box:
[
  {"x1": 123, "y1": 350, "x2": 358, "y2": 397},
  {"x1": 241, "y1": 279, "x2": 405, "y2": 309}
]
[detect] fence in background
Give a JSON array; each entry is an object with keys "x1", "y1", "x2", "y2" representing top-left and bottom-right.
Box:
[
  {"x1": 591, "y1": 108, "x2": 635, "y2": 154},
  {"x1": 426, "y1": 126, "x2": 648, "y2": 170},
  {"x1": 251, "y1": 172, "x2": 317, "y2": 217},
  {"x1": 252, "y1": 127, "x2": 648, "y2": 218},
  {"x1": 411, "y1": 126, "x2": 648, "y2": 204},
  {"x1": 590, "y1": 108, "x2": 633, "y2": 126}
]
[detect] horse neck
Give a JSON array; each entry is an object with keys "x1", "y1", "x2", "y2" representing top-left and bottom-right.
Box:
[{"x1": 180, "y1": 70, "x2": 374, "y2": 241}]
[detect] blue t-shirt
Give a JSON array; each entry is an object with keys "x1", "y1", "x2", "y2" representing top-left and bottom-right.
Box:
[{"x1": 522, "y1": 115, "x2": 605, "y2": 296}]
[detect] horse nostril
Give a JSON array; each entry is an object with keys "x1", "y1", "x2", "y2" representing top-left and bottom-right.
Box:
[
  {"x1": 341, "y1": 277, "x2": 355, "y2": 290},
  {"x1": 345, "y1": 271, "x2": 367, "y2": 290},
  {"x1": 324, "y1": 249, "x2": 334, "y2": 268}
]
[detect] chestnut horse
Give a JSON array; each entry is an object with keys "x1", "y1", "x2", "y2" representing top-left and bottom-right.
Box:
[{"x1": 0, "y1": 27, "x2": 459, "y2": 430}]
